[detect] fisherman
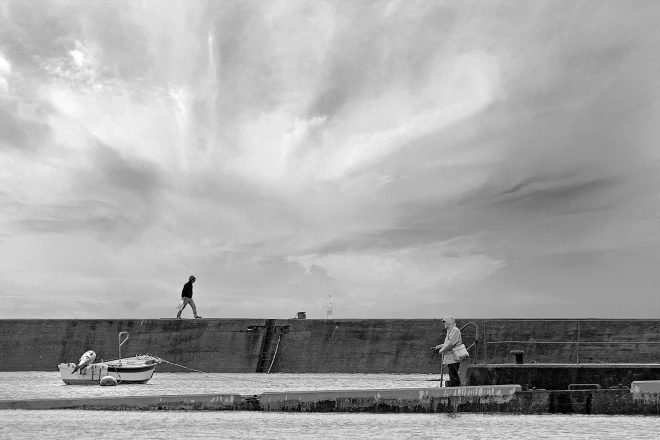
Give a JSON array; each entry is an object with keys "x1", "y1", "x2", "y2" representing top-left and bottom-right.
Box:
[
  {"x1": 176, "y1": 275, "x2": 202, "y2": 319},
  {"x1": 432, "y1": 316, "x2": 466, "y2": 386}
]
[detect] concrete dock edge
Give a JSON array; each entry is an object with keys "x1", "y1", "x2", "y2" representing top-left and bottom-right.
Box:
[
  {"x1": 0, "y1": 393, "x2": 252, "y2": 411},
  {"x1": 2, "y1": 381, "x2": 659, "y2": 413},
  {"x1": 260, "y1": 385, "x2": 521, "y2": 412}
]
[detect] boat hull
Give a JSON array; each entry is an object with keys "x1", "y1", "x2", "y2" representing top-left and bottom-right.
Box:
[
  {"x1": 58, "y1": 356, "x2": 160, "y2": 385},
  {"x1": 58, "y1": 363, "x2": 108, "y2": 385},
  {"x1": 105, "y1": 363, "x2": 157, "y2": 384}
]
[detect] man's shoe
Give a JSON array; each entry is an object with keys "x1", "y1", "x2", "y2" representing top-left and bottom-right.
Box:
[{"x1": 194, "y1": 316, "x2": 202, "y2": 319}]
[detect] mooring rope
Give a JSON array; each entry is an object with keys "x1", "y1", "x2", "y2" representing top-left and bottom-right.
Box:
[
  {"x1": 159, "y1": 358, "x2": 207, "y2": 373},
  {"x1": 155, "y1": 356, "x2": 291, "y2": 384},
  {"x1": 266, "y1": 335, "x2": 282, "y2": 374},
  {"x1": 158, "y1": 358, "x2": 283, "y2": 384}
]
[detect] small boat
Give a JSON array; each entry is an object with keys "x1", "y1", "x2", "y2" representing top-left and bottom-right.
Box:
[{"x1": 58, "y1": 332, "x2": 162, "y2": 385}]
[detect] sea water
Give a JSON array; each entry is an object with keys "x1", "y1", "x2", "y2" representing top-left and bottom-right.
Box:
[{"x1": 0, "y1": 372, "x2": 653, "y2": 439}]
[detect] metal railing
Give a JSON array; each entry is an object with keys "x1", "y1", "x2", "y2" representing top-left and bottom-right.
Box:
[
  {"x1": 481, "y1": 320, "x2": 660, "y2": 364},
  {"x1": 461, "y1": 321, "x2": 479, "y2": 358}
]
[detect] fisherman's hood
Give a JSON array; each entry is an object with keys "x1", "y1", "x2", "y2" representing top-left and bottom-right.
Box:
[{"x1": 443, "y1": 316, "x2": 456, "y2": 328}]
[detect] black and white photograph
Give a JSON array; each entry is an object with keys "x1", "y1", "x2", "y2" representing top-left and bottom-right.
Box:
[{"x1": 1, "y1": 0, "x2": 659, "y2": 438}]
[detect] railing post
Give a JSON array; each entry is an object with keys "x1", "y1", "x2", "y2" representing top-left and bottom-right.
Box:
[
  {"x1": 483, "y1": 320, "x2": 488, "y2": 365},
  {"x1": 576, "y1": 321, "x2": 580, "y2": 364},
  {"x1": 475, "y1": 321, "x2": 479, "y2": 364}
]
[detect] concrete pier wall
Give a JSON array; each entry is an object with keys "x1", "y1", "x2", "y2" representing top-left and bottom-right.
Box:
[
  {"x1": 1, "y1": 319, "x2": 659, "y2": 373},
  {"x1": 2, "y1": 384, "x2": 659, "y2": 414},
  {"x1": 2, "y1": 319, "x2": 268, "y2": 373},
  {"x1": 258, "y1": 385, "x2": 521, "y2": 412},
  {"x1": 467, "y1": 364, "x2": 660, "y2": 390}
]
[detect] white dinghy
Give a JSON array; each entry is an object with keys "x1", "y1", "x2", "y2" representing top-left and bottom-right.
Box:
[{"x1": 58, "y1": 331, "x2": 162, "y2": 385}]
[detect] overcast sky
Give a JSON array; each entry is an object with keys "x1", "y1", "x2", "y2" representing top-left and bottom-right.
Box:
[{"x1": 1, "y1": 0, "x2": 659, "y2": 319}]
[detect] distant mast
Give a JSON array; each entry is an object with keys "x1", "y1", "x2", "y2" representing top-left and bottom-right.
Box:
[{"x1": 326, "y1": 293, "x2": 333, "y2": 319}]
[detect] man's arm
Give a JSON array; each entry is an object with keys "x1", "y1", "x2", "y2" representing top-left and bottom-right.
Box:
[{"x1": 434, "y1": 328, "x2": 460, "y2": 353}]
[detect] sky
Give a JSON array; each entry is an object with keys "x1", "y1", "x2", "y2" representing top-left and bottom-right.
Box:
[{"x1": 1, "y1": 0, "x2": 660, "y2": 319}]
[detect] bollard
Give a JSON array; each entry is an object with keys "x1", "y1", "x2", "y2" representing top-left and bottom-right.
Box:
[{"x1": 510, "y1": 350, "x2": 524, "y2": 364}]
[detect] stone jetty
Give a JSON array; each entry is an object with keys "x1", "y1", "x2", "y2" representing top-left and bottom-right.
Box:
[{"x1": 1, "y1": 382, "x2": 659, "y2": 414}]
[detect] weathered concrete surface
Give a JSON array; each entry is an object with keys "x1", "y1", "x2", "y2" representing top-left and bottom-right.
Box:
[
  {"x1": 259, "y1": 385, "x2": 521, "y2": 412},
  {"x1": 1, "y1": 319, "x2": 268, "y2": 372},
  {"x1": 632, "y1": 380, "x2": 660, "y2": 394},
  {"x1": 631, "y1": 380, "x2": 660, "y2": 411},
  {"x1": 259, "y1": 387, "x2": 659, "y2": 415},
  {"x1": 271, "y1": 319, "x2": 447, "y2": 373},
  {"x1": 0, "y1": 319, "x2": 451, "y2": 372},
  {"x1": 0, "y1": 386, "x2": 523, "y2": 412},
  {"x1": 468, "y1": 363, "x2": 660, "y2": 390},
  {"x1": 0, "y1": 393, "x2": 253, "y2": 410},
  {"x1": 1, "y1": 319, "x2": 659, "y2": 372},
  {"x1": 478, "y1": 319, "x2": 660, "y2": 364},
  {"x1": 515, "y1": 389, "x2": 660, "y2": 415},
  {"x1": 2, "y1": 386, "x2": 659, "y2": 414}
]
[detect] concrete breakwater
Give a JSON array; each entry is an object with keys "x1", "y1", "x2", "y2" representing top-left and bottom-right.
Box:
[
  {"x1": 1, "y1": 318, "x2": 659, "y2": 373},
  {"x1": 468, "y1": 363, "x2": 660, "y2": 390},
  {"x1": 2, "y1": 383, "x2": 660, "y2": 414}
]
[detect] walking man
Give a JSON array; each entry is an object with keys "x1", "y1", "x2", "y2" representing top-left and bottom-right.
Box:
[{"x1": 177, "y1": 275, "x2": 202, "y2": 319}]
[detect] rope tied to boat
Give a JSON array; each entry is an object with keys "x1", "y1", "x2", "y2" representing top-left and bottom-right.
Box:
[
  {"x1": 159, "y1": 358, "x2": 206, "y2": 373},
  {"x1": 155, "y1": 358, "x2": 272, "y2": 383}
]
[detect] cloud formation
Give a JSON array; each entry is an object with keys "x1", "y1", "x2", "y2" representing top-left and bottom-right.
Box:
[{"x1": 1, "y1": 0, "x2": 660, "y2": 319}]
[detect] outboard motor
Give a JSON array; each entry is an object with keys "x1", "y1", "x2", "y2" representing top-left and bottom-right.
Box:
[{"x1": 72, "y1": 350, "x2": 96, "y2": 373}]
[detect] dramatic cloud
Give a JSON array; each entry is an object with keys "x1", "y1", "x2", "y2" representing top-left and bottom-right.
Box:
[{"x1": 1, "y1": 0, "x2": 660, "y2": 319}]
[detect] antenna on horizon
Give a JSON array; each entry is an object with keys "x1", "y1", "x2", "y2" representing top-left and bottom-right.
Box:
[{"x1": 326, "y1": 293, "x2": 333, "y2": 320}]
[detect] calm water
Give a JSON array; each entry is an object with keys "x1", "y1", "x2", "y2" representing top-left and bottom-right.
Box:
[{"x1": 0, "y1": 372, "x2": 654, "y2": 439}]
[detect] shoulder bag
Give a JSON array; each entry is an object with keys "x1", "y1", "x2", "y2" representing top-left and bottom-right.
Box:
[{"x1": 452, "y1": 343, "x2": 469, "y2": 360}]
